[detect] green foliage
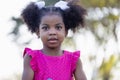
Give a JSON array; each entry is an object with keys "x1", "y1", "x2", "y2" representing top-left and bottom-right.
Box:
[
  {"x1": 62, "y1": 36, "x2": 76, "y2": 50},
  {"x1": 80, "y1": 0, "x2": 120, "y2": 8},
  {"x1": 44, "y1": 0, "x2": 60, "y2": 5},
  {"x1": 107, "y1": 13, "x2": 119, "y2": 21},
  {"x1": 99, "y1": 55, "x2": 117, "y2": 80},
  {"x1": 10, "y1": 17, "x2": 23, "y2": 35}
]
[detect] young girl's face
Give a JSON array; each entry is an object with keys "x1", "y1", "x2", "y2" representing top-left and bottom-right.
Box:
[{"x1": 39, "y1": 14, "x2": 67, "y2": 49}]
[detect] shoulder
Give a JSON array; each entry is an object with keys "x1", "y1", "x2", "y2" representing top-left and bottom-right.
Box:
[
  {"x1": 64, "y1": 50, "x2": 81, "y2": 71},
  {"x1": 23, "y1": 47, "x2": 39, "y2": 58},
  {"x1": 23, "y1": 47, "x2": 36, "y2": 64},
  {"x1": 22, "y1": 48, "x2": 35, "y2": 80},
  {"x1": 23, "y1": 47, "x2": 39, "y2": 71},
  {"x1": 64, "y1": 50, "x2": 80, "y2": 58}
]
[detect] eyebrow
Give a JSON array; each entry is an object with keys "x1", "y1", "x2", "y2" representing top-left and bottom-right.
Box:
[
  {"x1": 55, "y1": 23, "x2": 63, "y2": 25},
  {"x1": 40, "y1": 24, "x2": 48, "y2": 26}
]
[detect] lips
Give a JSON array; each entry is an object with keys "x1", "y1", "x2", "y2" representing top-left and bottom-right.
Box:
[{"x1": 48, "y1": 38, "x2": 58, "y2": 43}]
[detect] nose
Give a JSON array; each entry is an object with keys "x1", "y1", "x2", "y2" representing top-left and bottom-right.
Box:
[{"x1": 48, "y1": 28, "x2": 57, "y2": 35}]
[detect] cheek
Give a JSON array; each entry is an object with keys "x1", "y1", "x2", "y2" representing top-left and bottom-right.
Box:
[
  {"x1": 39, "y1": 31, "x2": 47, "y2": 40},
  {"x1": 40, "y1": 35, "x2": 47, "y2": 44},
  {"x1": 40, "y1": 33, "x2": 47, "y2": 39},
  {"x1": 59, "y1": 31, "x2": 66, "y2": 40}
]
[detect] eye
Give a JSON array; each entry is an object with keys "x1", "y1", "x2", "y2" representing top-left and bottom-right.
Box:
[
  {"x1": 55, "y1": 25, "x2": 62, "y2": 30},
  {"x1": 41, "y1": 25, "x2": 49, "y2": 31}
]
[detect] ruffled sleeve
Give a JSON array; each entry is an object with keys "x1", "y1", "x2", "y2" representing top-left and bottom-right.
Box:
[
  {"x1": 23, "y1": 47, "x2": 37, "y2": 71},
  {"x1": 71, "y1": 51, "x2": 80, "y2": 73}
]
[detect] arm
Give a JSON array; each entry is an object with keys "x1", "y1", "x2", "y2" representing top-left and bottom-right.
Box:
[
  {"x1": 22, "y1": 54, "x2": 34, "y2": 80},
  {"x1": 74, "y1": 58, "x2": 87, "y2": 80}
]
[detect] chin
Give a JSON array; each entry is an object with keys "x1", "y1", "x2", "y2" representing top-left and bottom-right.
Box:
[
  {"x1": 48, "y1": 45, "x2": 60, "y2": 49},
  {"x1": 48, "y1": 46, "x2": 58, "y2": 49}
]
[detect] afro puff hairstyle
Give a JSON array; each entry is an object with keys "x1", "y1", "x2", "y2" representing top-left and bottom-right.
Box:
[{"x1": 21, "y1": 1, "x2": 86, "y2": 33}]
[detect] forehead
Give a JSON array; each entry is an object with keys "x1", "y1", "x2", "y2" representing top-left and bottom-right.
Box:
[{"x1": 40, "y1": 14, "x2": 64, "y2": 24}]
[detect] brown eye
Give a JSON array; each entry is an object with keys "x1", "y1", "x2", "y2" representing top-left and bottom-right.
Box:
[
  {"x1": 56, "y1": 25, "x2": 62, "y2": 30},
  {"x1": 41, "y1": 25, "x2": 49, "y2": 31}
]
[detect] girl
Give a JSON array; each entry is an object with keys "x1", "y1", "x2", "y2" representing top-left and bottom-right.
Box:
[{"x1": 21, "y1": 1, "x2": 87, "y2": 80}]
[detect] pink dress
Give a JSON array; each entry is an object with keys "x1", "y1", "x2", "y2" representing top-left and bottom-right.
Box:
[{"x1": 23, "y1": 48, "x2": 80, "y2": 80}]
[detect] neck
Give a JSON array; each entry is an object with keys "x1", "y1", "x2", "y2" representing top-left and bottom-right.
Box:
[{"x1": 42, "y1": 47, "x2": 62, "y2": 56}]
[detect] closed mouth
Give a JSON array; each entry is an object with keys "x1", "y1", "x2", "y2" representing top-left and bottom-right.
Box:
[{"x1": 48, "y1": 38, "x2": 58, "y2": 43}]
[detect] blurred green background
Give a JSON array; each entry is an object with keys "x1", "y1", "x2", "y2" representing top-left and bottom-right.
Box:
[{"x1": 0, "y1": 0, "x2": 120, "y2": 80}]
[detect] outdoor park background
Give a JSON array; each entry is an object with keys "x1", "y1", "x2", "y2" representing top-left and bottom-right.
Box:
[{"x1": 0, "y1": 0, "x2": 120, "y2": 80}]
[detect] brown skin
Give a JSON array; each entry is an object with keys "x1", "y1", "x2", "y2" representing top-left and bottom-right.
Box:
[
  {"x1": 39, "y1": 14, "x2": 67, "y2": 56},
  {"x1": 74, "y1": 59, "x2": 87, "y2": 80},
  {"x1": 22, "y1": 54, "x2": 34, "y2": 80},
  {"x1": 22, "y1": 14, "x2": 87, "y2": 80}
]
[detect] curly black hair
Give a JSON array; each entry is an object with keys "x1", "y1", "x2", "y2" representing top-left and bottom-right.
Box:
[{"x1": 21, "y1": 1, "x2": 86, "y2": 33}]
